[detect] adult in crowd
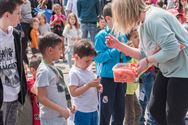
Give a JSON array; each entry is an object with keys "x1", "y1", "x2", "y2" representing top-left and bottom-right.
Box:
[
  {"x1": 20, "y1": 0, "x2": 33, "y2": 64},
  {"x1": 77, "y1": 0, "x2": 99, "y2": 43},
  {"x1": 107, "y1": 0, "x2": 188, "y2": 125},
  {"x1": 66, "y1": 0, "x2": 78, "y2": 16}
]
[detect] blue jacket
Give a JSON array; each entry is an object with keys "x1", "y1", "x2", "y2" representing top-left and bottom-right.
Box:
[{"x1": 94, "y1": 26, "x2": 131, "y2": 78}]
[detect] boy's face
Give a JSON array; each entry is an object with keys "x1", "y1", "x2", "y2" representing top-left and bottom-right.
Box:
[
  {"x1": 99, "y1": 19, "x2": 106, "y2": 29},
  {"x1": 49, "y1": 42, "x2": 62, "y2": 61},
  {"x1": 6, "y1": 5, "x2": 22, "y2": 27},
  {"x1": 30, "y1": 67, "x2": 37, "y2": 79},
  {"x1": 130, "y1": 31, "x2": 139, "y2": 48},
  {"x1": 74, "y1": 55, "x2": 94, "y2": 69},
  {"x1": 105, "y1": 16, "x2": 113, "y2": 28}
]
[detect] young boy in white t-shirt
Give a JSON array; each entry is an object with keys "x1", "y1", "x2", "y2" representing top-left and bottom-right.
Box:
[{"x1": 68, "y1": 39, "x2": 102, "y2": 125}]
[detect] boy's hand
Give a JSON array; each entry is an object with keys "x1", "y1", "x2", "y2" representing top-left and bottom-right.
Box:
[
  {"x1": 59, "y1": 108, "x2": 71, "y2": 119},
  {"x1": 87, "y1": 78, "x2": 101, "y2": 88},
  {"x1": 70, "y1": 105, "x2": 76, "y2": 113},
  {"x1": 97, "y1": 83, "x2": 103, "y2": 93}
]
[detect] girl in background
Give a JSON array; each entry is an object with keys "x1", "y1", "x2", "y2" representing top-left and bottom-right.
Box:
[
  {"x1": 63, "y1": 13, "x2": 81, "y2": 68},
  {"x1": 37, "y1": 12, "x2": 51, "y2": 36},
  {"x1": 50, "y1": 3, "x2": 67, "y2": 61},
  {"x1": 30, "y1": 18, "x2": 40, "y2": 54}
]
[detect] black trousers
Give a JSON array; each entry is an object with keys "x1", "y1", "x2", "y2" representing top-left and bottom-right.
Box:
[
  {"x1": 100, "y1": 78, "x2": 125, "y2": 125},
  {"x1": 149, "y1": 71, "x2": 188, "y2": 125}
]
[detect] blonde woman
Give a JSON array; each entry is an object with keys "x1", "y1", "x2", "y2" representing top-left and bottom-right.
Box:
[{"x1": 106, "y1": 0, "x2": 188, "y2": 125}]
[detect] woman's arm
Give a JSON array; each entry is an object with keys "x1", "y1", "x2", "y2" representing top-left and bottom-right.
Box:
[{"x1": 106, "y1": 35, "x2": 142, "y2": 59}]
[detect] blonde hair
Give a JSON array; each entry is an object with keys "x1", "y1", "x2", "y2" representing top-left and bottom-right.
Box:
[{"x1": 112, "y1": 0, "x2": 147, "y2": 33}]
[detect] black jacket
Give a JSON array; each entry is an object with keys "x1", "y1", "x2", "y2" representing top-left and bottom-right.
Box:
[{"x1": 0, "y1": 28, "x2": 27, "y2": 108}]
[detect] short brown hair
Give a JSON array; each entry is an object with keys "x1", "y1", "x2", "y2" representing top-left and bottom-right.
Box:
[
  {"x1": 39, "y1": 32, "x2": 62, "y2": 55},
  {"x1": 73, "y1": 39, "x2": 97, "y2": 58},
  {"x1": 0, "y1": 0, "x2": 23, "y2": 18}
]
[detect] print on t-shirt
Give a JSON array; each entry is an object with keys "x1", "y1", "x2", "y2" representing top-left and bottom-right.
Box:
[{"x1": 0, "y1": 46, "x2": 20, "y2": 90}]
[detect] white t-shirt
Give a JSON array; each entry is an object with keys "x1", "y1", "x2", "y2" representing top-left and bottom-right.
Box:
[
  {"x1": 0, "y1": 26, "x2": 20, "y2": 102},
  {"x1": 63, "y1": 25, "x2": 81, "y2": 47},
  {"x1": 68, "y1": 66, "x2": 98, "y2": 112}
]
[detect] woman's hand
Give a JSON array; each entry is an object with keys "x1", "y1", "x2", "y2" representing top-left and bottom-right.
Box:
[
  {"x1": 106, "y1": 35, "x2": 121, "y2": 49},
  {"x1": 136, "y1": 58, "x2": 148, "y2": 75}
]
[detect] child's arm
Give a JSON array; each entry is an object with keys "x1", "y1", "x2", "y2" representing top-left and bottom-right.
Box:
[
  {"x1": 37, "y1": 87, "x2": 70, "y2": 119},
  {"x1": 69, "y1": 78, "x2": 100, "y2": 97},
  {"x1": 50, "y1": 15, "x2": 58, "y2": 26},
  {"x1": 30, "y1": 30, "x2": 38, "y2": 48}
]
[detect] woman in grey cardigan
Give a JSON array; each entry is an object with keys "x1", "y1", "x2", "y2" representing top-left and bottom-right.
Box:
[{"x1": 106, "y1": 0, "x2": 188, "y2": 125}]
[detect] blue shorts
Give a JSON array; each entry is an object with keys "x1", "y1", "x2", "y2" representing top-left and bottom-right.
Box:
[{"x1": 74, "y1": 111, "x2": 98, "y2": 125}]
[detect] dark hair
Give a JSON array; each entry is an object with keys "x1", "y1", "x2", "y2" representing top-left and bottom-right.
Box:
[
  {"x1": 103, "y1": 2, "x2": 112, "y2": 17},
  {"x1": 73, "y1": 39, "x2": 97, "y2": 58},
  {"x1": 126, "y1": 28, "x2": 137, "y2": 40},
  {"x1": 0, "y1": 0, "x2": 23, "y2": 18},
  {"x1": 39, "y1": 32, "x2": 62, "y2": 54},
  {"x1": 29, "y1": 55, "x2": 41, "y2": 70},
  {"x1": 97, "y1": 15, "x2": 105, "y2": 22}
]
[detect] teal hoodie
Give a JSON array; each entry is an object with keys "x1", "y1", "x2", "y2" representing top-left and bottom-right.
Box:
[{"x1": 94, "y1": 26, "x2": 131, "y2": 78}]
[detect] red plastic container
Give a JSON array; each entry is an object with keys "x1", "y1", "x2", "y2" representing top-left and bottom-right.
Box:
[{"x1": 113, "y1": 63, "x2": 139, "y2": 83}]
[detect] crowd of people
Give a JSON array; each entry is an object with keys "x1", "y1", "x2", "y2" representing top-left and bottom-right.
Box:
[{"x1": 0, "y1": 0, "x2": 188, "y2": 125}]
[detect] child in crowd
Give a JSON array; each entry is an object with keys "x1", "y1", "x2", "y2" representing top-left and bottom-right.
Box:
[
  {"x1": 33, "y1": 0, "x2": 52, "y2": 22},
  {"x1": 124, "y1": 28, "x2": 141, "y2": 125},
  {"x1": 94, "y1": 3, "x2": 131, "y2": 125},
  {"x1": 0, "y1": 1, "x2": 27, "y2": 124},
  {"x1": 68, "y1": 39, "x2": 101, "y2": 125},
  {"x1": 63, "y1": 13, "x2": 81, "y2": 68},
  {"x1": 26, "y1": 55, "x2": 41, "y2": 125},
  {"x1": 36, "y1": 33, "x2": 72, "y2": 125},
  {"x1": 30, "y1": 18, "x2": 40, "y2": 54},
  {"x1": 37, "y1": 12, "x2": 51, "y2": 36},
  {"x1": 97, "y1": 15, "x2": 106, "y2": 32},
  {"x1": 50, "y1": 3, "x2": 66, "y2": 61}
]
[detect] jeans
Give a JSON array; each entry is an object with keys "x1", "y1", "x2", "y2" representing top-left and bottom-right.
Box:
[
  {"x1": 1, "y1": 100, "x2": 19, "y2": 125},
  {"x1": 149, "y1": 71, "x2": 188, "y2": 125},
  {"x1": 74, "y1": 111, "x2": 98, "y2": 125},
  {"x1": 100, "y1": 78, "x2": 125, "y2": 125},
  {"x1": 80, "y1": 23, "x2": 97, "y2": 43},
  {"x1": 139, "y1": 71, "x2": 157, "y2": 125},
  {"x1": 41, "y1": 117, "x2": 66, "y2": 125}
]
